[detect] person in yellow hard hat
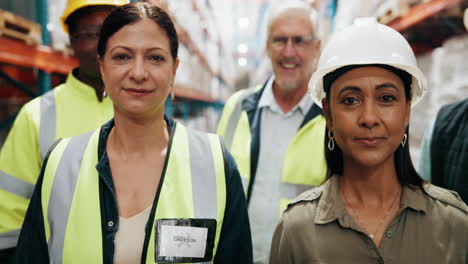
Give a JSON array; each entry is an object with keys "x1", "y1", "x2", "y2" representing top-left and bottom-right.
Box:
[
  {"x1": 270, "y1": 18, "x2": 468, "y2": 263},
  {"x1": 0, "y1": 0, "x2": 127, "y2": 262}
]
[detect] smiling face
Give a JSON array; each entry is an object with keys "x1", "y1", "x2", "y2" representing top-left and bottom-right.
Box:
[
  {"x1": 322, "y1": 66, "x2": 411, "y2": 169},
  {"x1": 99, "y1": 18, "x2": 178, "y2": 119},
  {"x1": 266, "y1": 9, "x2": 320, "y2": 91}
]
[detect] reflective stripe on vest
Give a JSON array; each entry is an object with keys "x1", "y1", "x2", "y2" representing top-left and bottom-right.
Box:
[
  {"x1": 47, "y1": 131, "x2": 94, "y2": 263},
  {"x1": 39, "y1": 91, "x2": 57, "y2": 160},
  {"x1": 0, "y1": 170, "x2": 35, "y2": 249},
  {"x1": 222, "y1": 87, "x2": 260, "y2": 194},
  {"x1": 43, "y1": 124, "x2": 225, "y2": 263},
  {"x1": 223, "y1": 87, "x2": 258, "y2": 149},
  {"x1": 0, "y1": 229, "x2": 21, "y2": 249},
  {"x1": 188, "y1": 129, "x2": 218, "y2": 220},
  {"x1": 0, "y1": 170, "x2": 34, "y2": 199}
]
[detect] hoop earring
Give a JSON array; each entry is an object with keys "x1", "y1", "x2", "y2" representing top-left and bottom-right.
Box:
[
  {"x1": 328, "y1": 129, "x2": 335, "y2": 151},
  {"x1": 102, "y1": 89, "x2": 107, "y2": 98},
  {"x1": 401, "y1": 133, "x2": 407, "y2": 148}
]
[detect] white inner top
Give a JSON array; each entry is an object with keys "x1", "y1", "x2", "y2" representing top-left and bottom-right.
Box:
[{"x1": 114, "y1": 205, "x2": 152, "y2": 264}]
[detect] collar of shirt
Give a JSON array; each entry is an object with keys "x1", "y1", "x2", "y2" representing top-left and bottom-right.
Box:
[
  {"x1": 314, "y1": 175, "x2": 428, "y2": 226},
  {"x1": 257, "y1": 76, "x2": 313, "y2": 117},
  {"x1": 66, "y1": 68, "x2": 107, "y2": 102},
  {"x1": 95, "y1": 115, "x2": 175, "y2": 190}
]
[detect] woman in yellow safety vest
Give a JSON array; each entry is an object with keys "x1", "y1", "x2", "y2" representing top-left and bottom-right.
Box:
[{"x1": 16, "y1": 3, "x2": 252, "y2": 263}]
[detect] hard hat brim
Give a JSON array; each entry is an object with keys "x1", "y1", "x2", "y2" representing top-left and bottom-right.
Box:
[{"x1": 309, "y1": 62, "x2": 427, "y2": 108}]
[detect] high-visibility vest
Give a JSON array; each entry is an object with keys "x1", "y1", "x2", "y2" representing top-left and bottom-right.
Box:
[
  {"x1": 41, "y1": 123, "x2": 226, "y2": 263},
  {"x1": 0, "y1": 72, "x2": 113, "y2": 250},
  {"x1": 217, "y1": 84, "x2": 327, "y2": 215}
]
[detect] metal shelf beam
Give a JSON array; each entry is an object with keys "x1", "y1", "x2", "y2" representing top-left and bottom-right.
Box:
[
  {"x1": 387, "y1": 0, "x2": 463, "y2": 32},
  {"x1": 0, "y1": 37, "x2": 78, "y2": 74}
]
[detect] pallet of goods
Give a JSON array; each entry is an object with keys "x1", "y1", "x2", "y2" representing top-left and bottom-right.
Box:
[
  {"x1": 376, "y1": 0, "x2": 422, "y2": 24},
  {"x1": 0, "y1": 9, "x2": 42, "y2": 45}
]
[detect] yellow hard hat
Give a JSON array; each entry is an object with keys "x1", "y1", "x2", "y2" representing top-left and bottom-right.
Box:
[{"x1": 61, "y1": 0, "x2": 129, "y2": 34}]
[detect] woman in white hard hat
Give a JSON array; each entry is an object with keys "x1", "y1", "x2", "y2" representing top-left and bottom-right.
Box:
[{"x1": 270, "y1": 18, "x2": 468, "y2": 264}]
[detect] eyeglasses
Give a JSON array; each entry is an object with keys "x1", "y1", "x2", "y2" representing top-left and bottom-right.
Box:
[
  {"x1": 70, "y1": 32, "x2": 100, "y2": 41},
  {"x1": 270, "y1": 35, "x2": 315, "y2": 50}
]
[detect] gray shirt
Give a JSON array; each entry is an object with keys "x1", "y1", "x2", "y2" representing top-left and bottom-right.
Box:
[{"x1": 249, "y1": 76, "x2": 313, "y2": 263}]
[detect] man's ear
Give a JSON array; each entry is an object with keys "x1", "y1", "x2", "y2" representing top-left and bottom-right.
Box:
[
  {"x1": 315, "y1": 39, "x2": 321, "y2": 53},
  {"x1": 265, "y1": 36, "x2": 273, "y2": 61}
]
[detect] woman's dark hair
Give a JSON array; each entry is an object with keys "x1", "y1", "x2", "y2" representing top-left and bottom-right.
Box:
[
  {"x1": 97, "y1": 2, "x2": 178, "y2": 60},
  {"x1": 323, "y1": 64, "x2": 423, "y2": 187}
]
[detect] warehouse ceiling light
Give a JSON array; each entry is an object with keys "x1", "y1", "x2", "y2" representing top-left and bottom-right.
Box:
[
  {"x1": 238, "y1": 57, "x2": 247, "y2": 67},
  {"x1": 237, "y1": 43, "x2": 249, "y2": 54},
  {"x1": 238, "y1": 17, "x2": 249, "y2": 28}
]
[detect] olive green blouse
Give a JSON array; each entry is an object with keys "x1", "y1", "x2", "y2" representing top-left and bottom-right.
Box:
[{"x1": 270, "y1": 175, "x2": 468, "y2": 264}]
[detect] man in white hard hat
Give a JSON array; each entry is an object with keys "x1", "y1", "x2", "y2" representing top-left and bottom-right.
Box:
[
  {"x1": 418, "y1": 8, "x2": 468, "y2": 204},
  {"x1": 217, "y1": 1, "x2": 325, "y2": 262},
  {"x1": 0, "y1": 0, "x2": 127, "y2": 261}
]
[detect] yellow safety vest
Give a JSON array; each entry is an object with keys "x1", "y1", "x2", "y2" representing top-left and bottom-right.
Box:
[
  {"x1": 0, "y1": 72, "x2": 113, "y2": 249},
  {"x1": 41, "y1": 123, "x2": 226, "y2": 263},
  {"x1": 217, "y1": 85, "x2": 327, "y2": 214}
]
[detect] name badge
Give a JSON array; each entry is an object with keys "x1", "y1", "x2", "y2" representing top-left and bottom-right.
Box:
[{"x1": 155, "y1": 218, "x2": 217, "y2": 263}]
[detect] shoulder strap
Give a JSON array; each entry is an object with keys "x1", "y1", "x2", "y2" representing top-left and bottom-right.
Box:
[
  {"x1": 423, "y1": 183, "x2": 468, "y2": 214},
  {"x1": 299, "y1": 103, "x2": 323, "y2": 129},
  {"x1": 285, "y1": 187, "x2": 322, "y2": 213},
  {"x1": 223, "y1": 86, "x2": 260, "y2": 149}
]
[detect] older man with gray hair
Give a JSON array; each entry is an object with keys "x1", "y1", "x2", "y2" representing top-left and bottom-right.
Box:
[{"x1": 217, "y1": 1, "x2": 326, "y2": 262}]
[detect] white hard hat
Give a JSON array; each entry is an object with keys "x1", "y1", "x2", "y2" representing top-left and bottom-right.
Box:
[
  {"x1": 464, "y1": 8, "x2": 468, "y2": 31},
  {"x1": 309, "y1": 17, "x2": 426, "y2": 108}
]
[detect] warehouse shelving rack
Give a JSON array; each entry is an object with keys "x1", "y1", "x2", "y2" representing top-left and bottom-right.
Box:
[{"x1": 386, "y1": 0, "x2": 467, "y2": 54}]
